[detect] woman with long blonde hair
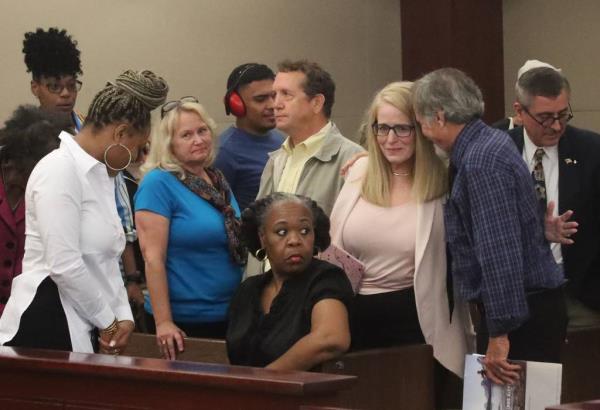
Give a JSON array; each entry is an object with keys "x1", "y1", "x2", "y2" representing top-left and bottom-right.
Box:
[{"x1": 330, "y1": 82, "x2": 473, "y2": 378}]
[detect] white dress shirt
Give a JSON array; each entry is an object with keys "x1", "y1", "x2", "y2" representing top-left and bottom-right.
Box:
[
  {"x1": 0, "y1": 132, "x2": 132, "y2": 352},
  {"x1": 522, "y1": 129, "x2": 562, "y2": 264}
]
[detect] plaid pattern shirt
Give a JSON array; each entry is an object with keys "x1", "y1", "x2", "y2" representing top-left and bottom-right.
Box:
[
  {"x1": 115, "y1": 172, "x2": 136, "y2": 243},
  {"x1": 445, "y1": 119, "x2": 564, "y2": 336}
]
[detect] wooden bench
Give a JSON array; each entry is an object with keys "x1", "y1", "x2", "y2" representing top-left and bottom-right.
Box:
[
  {"x1": 561, "y1": 328, "x2": 600, "y2": 403},
  {"x1": 0, "y1": 346, "x2": 355, "y2": 410},
  {"x1": 321, "y1": 344, "x2": 435, "y2": 410},
  {"x1": 547, "y1": 399, "x2": 600, "y2": 409},
  {"x1": 127, "y1": 333, "x2": 435, "y2": 410},
  {"x1": 127, "y1": 326, "x2": 600, "y2": 408},
  {"x1": 126, "y1": 332, "x2": 229, "y2": 364}
]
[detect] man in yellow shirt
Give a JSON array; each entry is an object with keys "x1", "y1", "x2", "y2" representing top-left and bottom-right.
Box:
[{"x1": 256, "y1": 59, "x2": 364, "y2": 216}]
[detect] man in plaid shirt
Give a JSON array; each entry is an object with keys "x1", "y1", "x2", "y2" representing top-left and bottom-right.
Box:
[{"x1": 412, "y1": 68, "x2": 574, "y2": 385}]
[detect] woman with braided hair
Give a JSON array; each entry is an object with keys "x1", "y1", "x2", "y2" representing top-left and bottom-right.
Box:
[
  {"x1": 226, "y1": 193, "x2": 353, "y2": 370},
  {"x1": 0, "y1": 70, "x2": 168, "y2": 355}
]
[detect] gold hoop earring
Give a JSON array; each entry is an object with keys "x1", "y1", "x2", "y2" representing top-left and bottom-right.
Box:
[
  {"x1": 254, "y1": 248, "x2": 267, "y2": 262},
  {"x1": 104, "y1": 143, "x2": 132, "y2": 172}
]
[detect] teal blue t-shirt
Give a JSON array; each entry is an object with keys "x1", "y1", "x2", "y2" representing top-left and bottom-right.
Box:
[{"x1": 135, "y1": 168, "x2": 242, "y2": 323}]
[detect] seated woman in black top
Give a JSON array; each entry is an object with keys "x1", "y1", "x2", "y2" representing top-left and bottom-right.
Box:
[{"x1": 227, "y1": 193, "x2": 353, "y2": 371}]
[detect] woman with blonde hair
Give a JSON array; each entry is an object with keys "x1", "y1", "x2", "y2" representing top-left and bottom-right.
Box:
[
  {"x1": 329, "y1": 82, "x2": 473, "y2": 377},
  {"x1": 135, "y1": 98, "x2": 244, "y2": 360}
]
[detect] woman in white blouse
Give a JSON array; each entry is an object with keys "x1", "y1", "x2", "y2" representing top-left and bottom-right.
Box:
[
  {"x1": 329, "y1": 82, "x2": 473, "y2": 378},
  {"x1": 0, "y1": 70, "x2": 168, "y2": 354}
]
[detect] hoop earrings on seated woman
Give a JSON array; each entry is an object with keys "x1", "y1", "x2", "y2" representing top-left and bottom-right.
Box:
[
  {"x1": 254, "y1": 248, "x2": 267, "y2": 262},
  {"x1": 104, "y1": 143, "x2": 132, "y2": 171}
]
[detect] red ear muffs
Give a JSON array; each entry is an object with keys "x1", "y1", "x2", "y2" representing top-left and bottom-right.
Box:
[
  {"x1": 224, "y1": 63, "x2": 259, "y2": 117},
  {"x1": 225, "y1": 91, "x2": 246, "y2": 117}
]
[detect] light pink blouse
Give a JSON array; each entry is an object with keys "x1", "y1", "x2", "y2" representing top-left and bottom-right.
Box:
[{"x1": 342, "y1": 197, "x2": 416, "y2": 295}]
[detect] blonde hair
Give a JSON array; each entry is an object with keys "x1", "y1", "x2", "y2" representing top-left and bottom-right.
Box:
[
  {"x1": 141, "y1": 102, "x2": 217, "y2": 179},
  {"x1": 361, "y1": 81, "x2": 447, "y2": 206}
]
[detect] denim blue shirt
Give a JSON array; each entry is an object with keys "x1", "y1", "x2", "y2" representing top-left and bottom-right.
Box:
[{"x1": 445, "y1": 119, "x2": 564, "y2": 336}]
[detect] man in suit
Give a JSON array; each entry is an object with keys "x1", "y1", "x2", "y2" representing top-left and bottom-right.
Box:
[
  {"x1": 491, "y1": 60, "x2": 559, "y2": 131},
  {"x1": 508, "y1": 65, "x2": 600, "y2": 329}
]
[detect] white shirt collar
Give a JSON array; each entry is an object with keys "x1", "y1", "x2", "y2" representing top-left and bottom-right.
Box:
[
  {"x1": 59, "y1": 131, "x2": 106, "y2": 175},
  {"x1": 523, "y1": 128, "x2": 558, "y2": 165}
]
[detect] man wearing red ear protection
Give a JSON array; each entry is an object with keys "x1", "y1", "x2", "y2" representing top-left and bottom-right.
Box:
[{"x1": 216, "y1": 63, "x2": 284, "y2": 212}]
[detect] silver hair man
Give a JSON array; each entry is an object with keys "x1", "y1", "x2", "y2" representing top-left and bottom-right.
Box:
[
  {"x1": 515, "y1": 67, "x2": 570, "y2": 108},
  {"x1": 412, "y1": 67, "x2": 484, "y2": 125}
]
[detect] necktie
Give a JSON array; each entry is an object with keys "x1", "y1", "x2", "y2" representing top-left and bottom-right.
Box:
[{"x1": 532, "y1": 148, "x2": 547, "y2": 207}]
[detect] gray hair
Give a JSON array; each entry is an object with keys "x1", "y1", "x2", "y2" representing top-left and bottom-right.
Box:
[
  {"x1": 515, "y1": 67, "x2": 570, "y2": 107},
  {"x1": 412, "y1": 68, "x2": 484, "y2": 124}
]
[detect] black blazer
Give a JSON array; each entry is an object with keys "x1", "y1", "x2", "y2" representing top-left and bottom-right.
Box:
[
  {"x1": 491, "y1": 117, "x2": 511, "y2": 131},
  {"x1": 508, "y1": 125, "x2": 600, "y2": 309}
]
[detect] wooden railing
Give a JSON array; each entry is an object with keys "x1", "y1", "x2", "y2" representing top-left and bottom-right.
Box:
[{"x1": 0, "y1": 346, "x2": 355, "y2": 410}]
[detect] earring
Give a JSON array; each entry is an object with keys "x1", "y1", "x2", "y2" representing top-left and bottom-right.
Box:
[
  {"x1": 254, "y1": 248, "x2": 267, "y2": 262},
  {"x1": 104, "y1": 143, "x2": 132, "y2": 171}
]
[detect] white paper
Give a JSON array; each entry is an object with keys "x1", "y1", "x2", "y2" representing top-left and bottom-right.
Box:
[{"x1": 462, "y1": 354, "x2": 562, "y2": 410}]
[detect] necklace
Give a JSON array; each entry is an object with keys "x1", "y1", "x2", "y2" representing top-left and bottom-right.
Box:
[{"x1": 392, "y1": 170, "x2": 410, "y2": 177}]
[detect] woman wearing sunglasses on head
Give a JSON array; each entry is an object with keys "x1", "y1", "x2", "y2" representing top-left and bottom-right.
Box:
[{"x1": 135, "y1": 97, "x2": 245, "y2": 360}]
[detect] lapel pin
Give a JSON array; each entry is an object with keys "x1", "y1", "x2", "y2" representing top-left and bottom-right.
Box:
[{"x1": 564, "y1": 158, "x2": 577, "y2": 165}]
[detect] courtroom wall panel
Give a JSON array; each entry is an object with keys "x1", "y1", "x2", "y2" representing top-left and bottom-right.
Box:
[
  {"x1": 400, "y1": 0, "x2": 505, "y2": 124},
  {"x1": 503, "y1": 0, "x2": 600, "y2": 132},
  {"x1": 0, "y1": 0, "x2": 403, "y2": 141}
]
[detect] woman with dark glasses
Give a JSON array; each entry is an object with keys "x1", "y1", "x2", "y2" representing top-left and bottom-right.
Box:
[
  {"x1": 329, "y1": 82, "x2": 473, "y2": 379},
  {"x1": 23, "y1": 27, "x2": 86, "y2": 132},
  {"x1": 135, "y1": 98, "x2": 245, "y2": 360}
]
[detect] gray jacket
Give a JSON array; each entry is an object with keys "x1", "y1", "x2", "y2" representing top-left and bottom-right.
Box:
[{"x1": 256, "y1": 123, "x2": 364, "y2": 216}]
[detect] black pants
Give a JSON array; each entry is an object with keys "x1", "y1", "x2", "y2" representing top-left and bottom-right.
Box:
[
  {"x1": 144, "y1": 312, "x2": 227, "y2": 339},
  {"x1": 475, "y1": 286, "x2": 567, "y2": 362},
  {"x1": 6, "y1": 277, "x2": 72, "y2": 351},
  {"x1": 352, "y1": 287, "x2": 425, "y2": 350}
]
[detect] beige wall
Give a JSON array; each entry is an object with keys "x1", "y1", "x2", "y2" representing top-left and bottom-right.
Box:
[
  {"x1": 503, "y1": 0, "x2": 600, "y2": 132},
  {"x1": 0, "y1": 0, "x2": 403, "y2": 141}
]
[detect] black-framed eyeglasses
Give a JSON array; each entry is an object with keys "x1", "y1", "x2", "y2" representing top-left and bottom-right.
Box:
[
  {"x1": 522, "y1": 104, "x2": 574, "y2": 128},
  {"x1": 372, "y1": 122, "x2": 415, "y2": 139},
  {"x1": 161, "y1": 96, "x2": 199, "y2": 118},
  {"x1": 43, "y1": 79, "x2": 82, "y2": 94}
]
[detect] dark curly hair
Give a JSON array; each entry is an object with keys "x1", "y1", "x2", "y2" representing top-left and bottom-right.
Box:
[
  {"x1": 84, "y1": 69, "x2": 169, "y2": 132},
  {"x1": 241, "y1": 193, "x2": 331, "y2": 257},
  {"x1": 0, "y1": 105, "x2": 72, "y2": 176},
  {"x1": 23, "y1": 28, "x2": 82, "y2": 79}
]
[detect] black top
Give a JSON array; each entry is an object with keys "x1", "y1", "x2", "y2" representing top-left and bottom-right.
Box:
[{"x1": 226, "y1": 258, "x2": 353, "y2": 367}]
